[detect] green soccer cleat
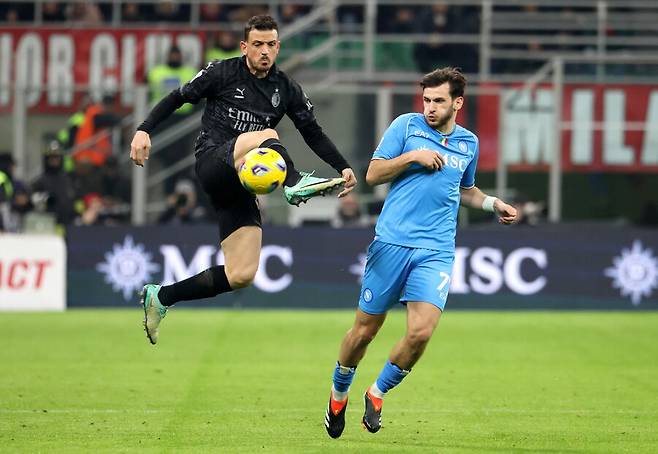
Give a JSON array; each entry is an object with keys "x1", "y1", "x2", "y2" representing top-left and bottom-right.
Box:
[
  {"x1": 140, "y1": 284, "x2": 167, "y2": 345},
  {"x1": 283, "y1": 171, "x2": 345, "y2": 206}
]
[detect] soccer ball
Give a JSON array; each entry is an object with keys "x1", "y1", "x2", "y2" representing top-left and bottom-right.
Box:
[{"x1": 238, "y1": 147, "x2": 287, "y2": 194}]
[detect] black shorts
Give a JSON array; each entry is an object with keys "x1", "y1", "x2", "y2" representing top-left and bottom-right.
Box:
[{"x1": 194, "y1": 132, "x2": 261, "y2": 242}]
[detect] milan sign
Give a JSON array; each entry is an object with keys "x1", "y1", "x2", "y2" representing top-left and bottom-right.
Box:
[{"x1": 476, "y1": 84, "x2": 658, "y2": 172}]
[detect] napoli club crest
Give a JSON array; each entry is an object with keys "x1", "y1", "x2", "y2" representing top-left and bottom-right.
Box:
[{"x1": 271, "y1": 89, "x2": 280, "y2": 107}]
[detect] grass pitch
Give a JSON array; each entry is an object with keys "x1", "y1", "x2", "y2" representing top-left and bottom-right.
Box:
[{"x1": 1, "y1": 310, "x2": 656, "y2": 453}]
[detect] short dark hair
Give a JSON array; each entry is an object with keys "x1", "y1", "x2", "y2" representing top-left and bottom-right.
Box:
[
  {"x1": 420, "y1": 67, "x2": 466, "y2": 99},
  {"x1": 244, "y1": 15, "x2": 279, "y2": 41}
]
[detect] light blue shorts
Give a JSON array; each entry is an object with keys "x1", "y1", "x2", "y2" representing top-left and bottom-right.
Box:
[{"x1": 358, "y1": 240, "x2": 454, "y2": 314}]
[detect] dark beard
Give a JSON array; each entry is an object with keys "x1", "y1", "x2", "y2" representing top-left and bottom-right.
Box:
[{"x1": 432, "y1": 106, "x2": 455, "y2": 130}]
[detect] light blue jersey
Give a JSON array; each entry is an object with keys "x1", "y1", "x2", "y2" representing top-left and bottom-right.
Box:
[{"x1": 372, "y1": 113, "x2": 479, "y2": 253}]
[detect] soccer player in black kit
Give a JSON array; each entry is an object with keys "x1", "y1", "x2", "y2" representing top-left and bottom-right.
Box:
[{"x1": 130, "y1": 15, "x2": 357, "y2": 344}]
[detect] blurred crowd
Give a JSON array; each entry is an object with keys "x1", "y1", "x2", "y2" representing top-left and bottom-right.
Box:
[
  {"x1": 0, "y1": 2, "x2": 653, "y2": 233},
  {"x1": 1, "y1": 2, "x2": 651, "y2": 76}
]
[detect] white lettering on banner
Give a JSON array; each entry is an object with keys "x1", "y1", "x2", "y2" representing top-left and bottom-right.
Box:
[
  {"x1": 160, "y1": 244, "x2": 292, "y2": 292},
  {"x1": 469, "y1": 247, "x2": 504, "y2": 294},
  {"x1": 502, "y1": 89, "x2": 555, "y2": 164},
  {"x1": 504, "y1": 248, "x2": 547, "y2": 294},
  {"x1": 603, "y1": 90, "x2": 634, "y2": 165},
  {"x1": 450, "y1": 246, "x2": 548, "y2": 295},
  {"x1": 642, "y1": 91, "x2": 658, "y2": 165},
  {"x1": 15, "y1": 33, "x2": 43, "y2": 107},
  {"x1": 255, "y1": 245, "x2": 293, "y2": 292},
  {"x1": 48, "y1": 34, "x2": 74, "y2": 106},
  {"x1": 0, "y1": 34, "x2": 11, "y2": 105},
  {"x1": 571, "y1": 90, "x2": 594, "y2": 164},
  {"x1": 145, "y1": 34, "x2": 172, "y2": 72},
  {"x1": 502, "y1": 87, "x2": 658, "y2": 168},
  {"x1": 0, "y1": 235, "x2": 66, "y2": 311},
  {"x1": 0, "y1": 31, "x2": 203, "y2": 108},
  {"x1": 160, "y1": 245, "x2": 216, "y2": 285},
  {"x1": 450, "y1": 248, "x2": 470, "y2": 293},
  {"x1": 176, "y1": 34, "x2": 202, "y2": 69},
  {"x1": 89, "y1": 34, "x2": 118, "y2": 100},
  {"x1": 120, "y1": 34, "x2": 136, "y2": 105}
]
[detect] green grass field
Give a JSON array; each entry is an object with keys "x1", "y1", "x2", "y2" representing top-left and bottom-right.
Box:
[{"x1": 1, "y1": 310, "x2": 657, "y2": 453}]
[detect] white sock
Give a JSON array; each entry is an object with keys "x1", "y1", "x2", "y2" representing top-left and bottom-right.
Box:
[
  {"x1": 369, "y1": 382, "x2": 385, "y2": 399},
  {"x1": 331, "y1": 385, "x2": 348, "y2": 402}
]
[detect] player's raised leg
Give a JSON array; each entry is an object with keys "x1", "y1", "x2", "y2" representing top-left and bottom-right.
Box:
[
  {"x1": 325, "y1": 309, "x2": 386, "y2": 439},
  {"x1": 363, "y1": 302, "x2": 441, "y2": 433},
  {"x1": 220, "y1": 225, "x2": 261, "y2": 289},
  {"x1": 140, "y1": 226, "x2": 261, "y2": 345},
  {"x1": 233, "y1": 129, "x2": 345, "y2": 206}
]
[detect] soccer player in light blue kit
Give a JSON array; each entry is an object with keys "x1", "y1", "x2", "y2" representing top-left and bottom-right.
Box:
[{"x1": 324, "y1": 67, "x2": 517, "y2": 438}]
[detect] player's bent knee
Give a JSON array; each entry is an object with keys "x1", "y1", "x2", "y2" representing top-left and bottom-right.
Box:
[
  {"x1": 226, "y1": 269, "x2": 256, "y2": 289},
  {"x1": 407, "y1": 327, "x2": 434, "y2": 347},
  {"x1": 352, "y1": 326, "x2": 378, "y2": 346},
  {"x1": 261, "y1": 128, "x2": 278, "y2": 140}
]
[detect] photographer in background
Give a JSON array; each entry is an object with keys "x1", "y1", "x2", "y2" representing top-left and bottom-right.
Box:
[
  {"x1": 32, "y1": 142, "x2": 76, "y2": 229},
  {"x1": 157, "y1": 178, "x2": 206, "y2": 225}
]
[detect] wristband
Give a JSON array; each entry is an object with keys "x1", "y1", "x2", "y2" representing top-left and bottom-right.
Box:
[{"x1": 482, "y1": 196, "x2": 498, "y2": 212}]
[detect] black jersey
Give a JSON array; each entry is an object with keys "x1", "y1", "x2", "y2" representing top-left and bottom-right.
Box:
[
  {"x1": 180, "y1": 57, "x2": 316, "y2": 145},
  {"x1": 139, "y1": 56, "x2": 350, "y2": 174}
]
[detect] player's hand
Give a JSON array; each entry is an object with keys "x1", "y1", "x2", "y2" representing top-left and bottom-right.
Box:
[
  {"x1": 130, "y1": 130, "x2": 151, "y2": 167},
  {"x1": 413, "y1": 149, "x2": 446, "y2": 171},
  {"x1": 338, "y1": 168, "x2": 357, "y2": 198},
  {"x1": 494, "y1": 200, "x2": 518, "y2": 225}
]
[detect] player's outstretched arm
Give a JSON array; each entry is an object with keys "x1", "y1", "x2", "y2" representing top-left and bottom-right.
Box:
[
  {"x1": 366, "y1": 150, "x2": 445, "y2": 186},
  {"x1": 130, "y1": 89, "x2": 186, "y2": 166},
  {"x1": 460, "y1": 186, "x2": 517, "y2": 225}
]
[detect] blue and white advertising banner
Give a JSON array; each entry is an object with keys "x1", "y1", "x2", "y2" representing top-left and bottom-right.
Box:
[{"x1": 66, "y1": 225, "x2": 658, "y2": 310}]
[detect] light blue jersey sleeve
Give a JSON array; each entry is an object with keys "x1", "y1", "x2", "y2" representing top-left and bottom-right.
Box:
[
  {"x1": 372, "y1": 114, "x2": 412, "y2": 160},
  {"x1": 459, "y1": 136, "x2": 479, "y2": 189}
]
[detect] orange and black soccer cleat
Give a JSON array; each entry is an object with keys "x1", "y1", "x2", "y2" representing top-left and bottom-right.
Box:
[
  {"x1": 362, "y1": 388, "x2": 383, "y2": 433},
  {"x1": 324, "y1": 392, "x2": 348, "y2": 439}
]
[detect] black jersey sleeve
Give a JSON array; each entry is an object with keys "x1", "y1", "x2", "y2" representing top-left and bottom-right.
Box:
[
  {"x1": 179, "y1": 60, "x2": 223, "y2": 103},
  {"x1": 136, "y1": 89, "x2": 185, "y2": 133},
  {"x1": 286, "y1": 78, "x2": 317, "y2": 129},
  {"x1": 298, "y1": 120, "x2": 351, "y2": 174},
  {"x1": 285, "y1": 78, "x2": 351, "y2": 173},
  {"x1": 137, "y1": 61, "x2": 224, "y2": 133}
]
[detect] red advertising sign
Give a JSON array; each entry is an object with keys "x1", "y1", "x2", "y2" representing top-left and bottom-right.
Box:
[
  {"x1": 475, "y1": 83, "x2": 658, "y2": 172},
  {"x1": 0, "y1": 234, "x2": 66, "y2": 311},
  {"x1": 0, "y1": 28, "x2": 206, "y2": 113}
]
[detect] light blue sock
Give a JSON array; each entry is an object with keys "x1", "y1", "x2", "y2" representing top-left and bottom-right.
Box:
[
  {"x1": 332, "y1": 361, "x2": 356, "y2": 395},
  {"x1": 374, "y1": 360, "x2": 410, "y2": 394}
]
